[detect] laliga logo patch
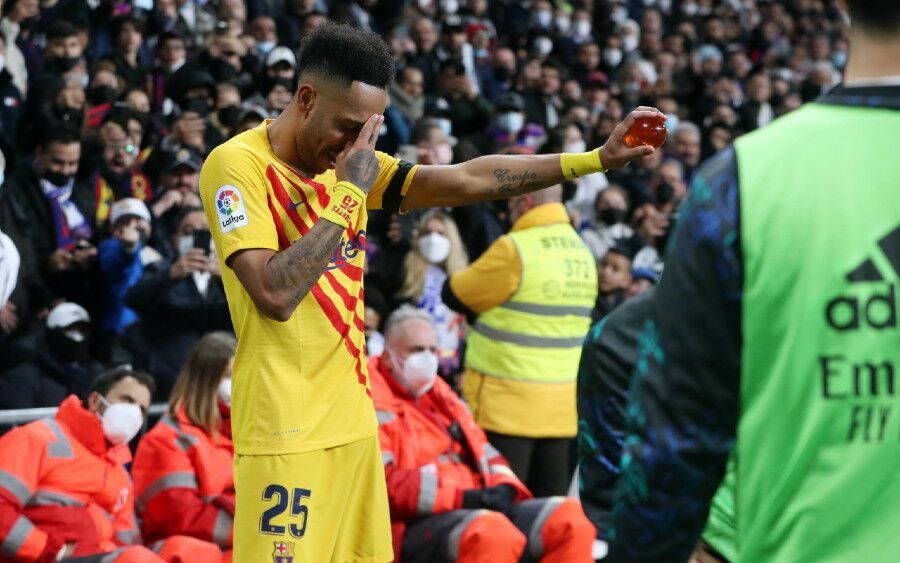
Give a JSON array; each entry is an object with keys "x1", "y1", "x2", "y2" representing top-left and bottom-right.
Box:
[
  {"x1": 273, "y1": 541, "x2": 295, "y2": 563},
  {"x1": 215, "y1": 185, "x2": 249, "y2": 233}
]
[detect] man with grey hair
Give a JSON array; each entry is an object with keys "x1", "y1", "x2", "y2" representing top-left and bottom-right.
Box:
[
  {"x1": 368, "y1": 305, "x2": 595, "y2": 562},
  {"x1": 667, "y1": 121, "x2": 702, "y2": 179}
]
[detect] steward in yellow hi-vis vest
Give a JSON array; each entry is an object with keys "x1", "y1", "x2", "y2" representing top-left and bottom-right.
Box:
[{"x1": 443, "y1": 188, "x2": 598, "y2": 496}]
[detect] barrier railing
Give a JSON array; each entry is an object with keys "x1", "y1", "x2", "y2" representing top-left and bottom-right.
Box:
[{"x1": 0, "y1": 404, "x2": 168, "y2": 427}]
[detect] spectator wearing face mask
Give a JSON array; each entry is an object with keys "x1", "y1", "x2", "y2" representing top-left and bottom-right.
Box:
[
  {"x1": 124, "y1": 207, "x2": 231, "y2": 398},
  {"x1": 97, "y1": 198, "x2": 161, "y2": 361},
  {"x1": 132, "y1": 332, "x2": 236, "y2": 560},
  {"x1": 580, "y1": 185, "x2": 634, "y2": 261},
  {"x1": 370, "y1": 306, "x2": 596, "y2": 562},
  {"x1": 398, "y1": 210, "x2": 469, "y2": 384},
  {"x1": 0, "y1": 126, "x2": 97, "y2": 307},
  {"x1": 0, "y1": 367, "x2": 226, "y2": 562},
  {"x1": 0, "y1": 302, "x2": 104, "y2": 409},
  {"x1": 474, "y1": 91, "x2": 542, "y2": 155}
]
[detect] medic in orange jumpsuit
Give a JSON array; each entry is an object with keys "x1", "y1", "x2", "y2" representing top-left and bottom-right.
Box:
[
  {"x1": 132, "y1": 333, "x2": 238, "y2": 563},
  {"x1": 0, "y1": 369, "x2": 221, "y2": 562},
  {"x1": 371, "y1": 306, "x2": 596, "y2": 563}
]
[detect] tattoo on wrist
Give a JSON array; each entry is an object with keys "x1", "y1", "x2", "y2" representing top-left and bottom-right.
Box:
[
  {"x1": 492, "y1": 168, "x2": 542, "y2": 195},
  {"x1": 346, "y1": 150, "x2": 380, "y2": 193}
]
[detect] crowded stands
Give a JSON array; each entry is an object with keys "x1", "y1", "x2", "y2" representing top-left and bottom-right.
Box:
[{"x1": 0, "y1": 0, "x2": 848, "y2": 560}]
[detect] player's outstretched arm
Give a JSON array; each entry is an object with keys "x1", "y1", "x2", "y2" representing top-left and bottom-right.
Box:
[
  {"x1": 402, "y1": 107, "x2": 662, "y2": 210},
  {"x1": 229, "y1": 115, "x2": 384, "y2": 322}
]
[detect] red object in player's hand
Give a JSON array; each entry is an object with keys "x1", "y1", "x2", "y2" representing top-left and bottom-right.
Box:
[{"x1": 623, "y1": 114, "x2": 668, "y2": 149}]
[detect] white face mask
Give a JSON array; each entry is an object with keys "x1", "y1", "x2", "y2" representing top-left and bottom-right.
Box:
[
  {"x1": 64, "y1": 329, "x2": 87, "y2": 342},
  {"x1": 390, "y1": 350, "x2": 438, "y2": 397},
  {"x1": 366, "y1": 332, "x2": 385, "y2": 357},
  {"x1": 604, "y1": 48, "x2": 623, "y2": 67},
  {"x1": 611, "y1": 6, "x2": 628, "y2": 23},
  {"x1": 98, "y1": 396, "x2": 143, "y2": 446},
  {"x1": 256, "y1": 41, "x2": 275, "y2": 55},
  {"x1": 434, "y1": 117, "x2": 452, "y2": 137},
  {"x1": 534, "y1": 36, "x2": 553, "y2": 56},
  {"x1": 564, "y1": 140, "x2": 587, "y2": 154},
  {"x1": 497, "y1": 111, "x2": 524, "y2": 134},
  {"x1": 622, "y1": 35, "x2": 639, "y2": 53},
  {"x1": 534, "y1": 10, "x2": 552, "y2": 28},
  {"x1": 574, "y1": 19, "x2": 591, "y2": 38},
  {"x1": 177, "y1": 235, "x2": 193, "y2": 257},
  {"x1": 217, "y1": 377, "x2": 232, "y2": 406},
  {"x1": 418, "y1": 232, "x2": 451, "y2": 264},
  {"x1": 681, "y1": 2, "x2": 698, "y2": 16},
  {"x1": 555, "y1": 16, "x2": 570, "y2": 33},
  {"x1": 440, "y1": 0, "x2": 458, "y2": 14}
]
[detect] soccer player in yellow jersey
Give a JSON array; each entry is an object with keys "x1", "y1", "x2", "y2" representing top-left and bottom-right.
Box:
[{"x1": 199, "y1": 23, "x2": 660, "y2": 562}]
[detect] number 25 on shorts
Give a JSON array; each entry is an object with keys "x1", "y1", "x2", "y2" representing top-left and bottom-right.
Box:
[{"x1": 260, "y1": 484, "x2": 312, "y2": 538}]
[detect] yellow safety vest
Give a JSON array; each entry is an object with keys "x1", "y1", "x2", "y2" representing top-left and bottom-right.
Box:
[{"x1": 463, "y1": 222, "x2": 597, "y2": 436}]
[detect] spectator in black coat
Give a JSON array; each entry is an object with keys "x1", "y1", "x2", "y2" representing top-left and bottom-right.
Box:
[
  {"x1": 0, "y1": 126, "x2": 97, "y2": 310},
  {"x1": 0, "y1": 302, "x2": 105, "y2": 409},
  {"x1": 124, "y1": 207, "x2": 231, "y2": 399}
]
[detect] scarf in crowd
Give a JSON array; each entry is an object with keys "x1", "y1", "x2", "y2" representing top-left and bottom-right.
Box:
[
  {"x1": 388, "y1": 81, "x2": 424, "y2": 124},
  {"x1": 417, "y1": 265, "x2": 464, "y2": 374},
  {"x1": 41, "y1": 178, "x2": 92, "y2": 250},
  {"x1": 94, "y1": 170, "x2": 153, "y2": 226}
]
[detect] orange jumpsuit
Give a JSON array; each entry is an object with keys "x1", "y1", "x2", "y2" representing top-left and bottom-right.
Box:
[
  {"x1": 132, "y1": 408, "x2": 234, "y2": 562},
  {"x1": 0, "y1": 395, "x2": 222, "y2": 562},
  {"x1": 370, "y1": 356, "x2": 595, "y2": 563}
]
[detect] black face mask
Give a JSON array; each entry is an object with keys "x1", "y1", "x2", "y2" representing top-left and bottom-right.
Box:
[
  {"x1": 182, "y1": 96, "x2": 210, "y2": 117},
  {"x1": 19, "y1": 16, "x2": 38, "y2": 33},
  {"x1": 217, "y1": 105, "x2": 242, "y2": 128},
  {"x1": 42, "y1": 169, "x2": 74, "y2": 188},
  {"x1": 494, "y1": 66, "x2": 512, "y2": 82},
  {"x1": 599, "y1": 207, "x2": 626, "y2": 226},
  {"x1": 655, "y1": 182, "x2": 675, "y2": 206},
  {"x1": 88, "y1": 85, "x2": 117, "y2": 106},
  {"x1": 46, "y1": 329, "x2": 91, "y2": 364},
  {"x1": 102, "y1": 164, "x2": 129, "y2": 187},
  {"x1": 52, "y1": 56, "x2": 81, "y2": 73},
  {"x1": 210, "y1": 58, "x2": 237, "y2": 82}
]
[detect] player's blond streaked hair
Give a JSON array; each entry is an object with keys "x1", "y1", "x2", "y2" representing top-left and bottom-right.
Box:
[
  {"x1": 168, "y1": 332, "x2": 236, "y2": 436},
  {"x1": 398, "y1": 210, "x2": 468, "y2": 301}
]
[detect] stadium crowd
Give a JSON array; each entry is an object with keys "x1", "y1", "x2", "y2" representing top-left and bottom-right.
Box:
[{"x1": 0, "y1": 0, "x2": 848, "y2": 560}]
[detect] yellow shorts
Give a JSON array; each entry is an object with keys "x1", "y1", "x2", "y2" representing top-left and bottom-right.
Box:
[{"x1": 233, "y1": 435, "x2": 393, "y2": 563}]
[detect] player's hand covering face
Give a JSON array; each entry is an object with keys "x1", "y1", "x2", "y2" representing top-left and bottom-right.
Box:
[
  {"x1": 334, "y1": 113, "x2": 384, "y2": 193},
  {"x1": 295, "y1": 78, "x2": 388, "y2": 176}
]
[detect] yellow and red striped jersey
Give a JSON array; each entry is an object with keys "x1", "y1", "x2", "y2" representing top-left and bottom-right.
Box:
[{"x1": 200, "y1": 121, "x2": 418, "y2": 455}]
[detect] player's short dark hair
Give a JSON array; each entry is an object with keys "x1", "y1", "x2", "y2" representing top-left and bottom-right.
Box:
[
  {"x1": 296, "y1": 23, "x2": 393, "y2": 89},
  {"x1": 86, "y1": 366, "x2": 157, "y2": 402},
  {"x1": 846, "y1": 0, "x2": 900, "y2": 34},
  {"x1": 40, "y1": 125, "x2": 81, "y2": 149}
]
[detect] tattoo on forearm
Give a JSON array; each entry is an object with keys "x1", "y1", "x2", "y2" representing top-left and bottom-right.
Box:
[
  {"x1": 267, "y1": 220, "x2": 344, "y2": 311},
  {"x1": 347, "y1": 150, "x2": 380, "y2": 193},
  {"x1": 492, "y1": 168, "x2": 542, "y2": 195}
]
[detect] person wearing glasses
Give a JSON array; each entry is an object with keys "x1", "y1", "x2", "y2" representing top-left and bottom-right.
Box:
[{"x1": 91, "y1": 115, "x2": 154, "y2": 230}]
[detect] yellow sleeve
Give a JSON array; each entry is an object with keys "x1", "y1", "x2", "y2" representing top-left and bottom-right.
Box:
[
  {"x1": 448, "y1": 235, "x2": 521, "y2": 314},
  {"x1": 200, "y1": 142, "x2": 279, "y2": 265},
  {"x1": 366, "y1": 152, "x2": 419, "y2": 213}
]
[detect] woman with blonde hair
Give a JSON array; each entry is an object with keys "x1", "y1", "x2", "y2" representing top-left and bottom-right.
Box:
[
  {"x1": 397, "y1": 210, "x2": 469, "y2": 382},
  {"x1": 132, "y1": 332, "x2": 237, "y2": 562}
]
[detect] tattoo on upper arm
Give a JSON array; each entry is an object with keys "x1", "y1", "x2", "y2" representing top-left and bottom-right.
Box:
[
  {"x1": 346, "y1": 150, "x2": 380, "y2": 193},
  {"x1": 267, "y1": 220, "x2": 344, "y2": 312},
  {"x1": 492, "y1": 168, "x2": 542, "y2": 195}
]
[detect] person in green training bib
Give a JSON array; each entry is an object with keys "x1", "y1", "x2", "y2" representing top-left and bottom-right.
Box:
[{"x1": 607, "y1": 1, "x2": 900, "y2": 561}]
